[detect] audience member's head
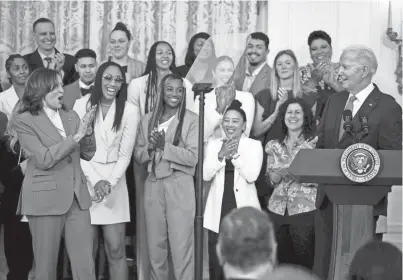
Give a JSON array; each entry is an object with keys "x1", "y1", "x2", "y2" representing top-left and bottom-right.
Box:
[
  {"x1": 74, "y1": 49, "x2": 98, "y2": 85},
  {"x1": 307, "y1": 30, "x2": 333, "y2": 65},
  {"x1": 348, "y1": 240, "x2": 402, "y2": 280},
  {"x1": 338, "y1": 45, "x2": 378, "y2": 94},
  {"x1": 216, "y1": 207, "x2": 277, "y2": 279},
  {"x1": 109, "y1": 22, "x2": 132, "y2": 60},
  {"x1": 32, "y1": 18, "x2": 56, "y2": 53},
  {"x1": 268, "y1": 264, "x2": 321, "y2": 280},
  {"x1": 246, "y1": 32, "x2": 269, "y2": 67},
  {"x1": 5, "y1": 54, "x2": 29, "y2": 86}
]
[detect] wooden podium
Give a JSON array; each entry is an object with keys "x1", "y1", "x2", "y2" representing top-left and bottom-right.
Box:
[{"x1": 289, "y1": 149, "x2": 402, "y2": 280}]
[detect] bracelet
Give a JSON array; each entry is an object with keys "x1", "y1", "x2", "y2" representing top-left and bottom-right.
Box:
[{"x1": 232, "y1": 153, "x2": 240, "y2": 160}]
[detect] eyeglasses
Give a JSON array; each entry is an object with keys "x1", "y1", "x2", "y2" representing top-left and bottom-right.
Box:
[{"x1": 102, "y1": 74, "x2": 125, "y2": 84}]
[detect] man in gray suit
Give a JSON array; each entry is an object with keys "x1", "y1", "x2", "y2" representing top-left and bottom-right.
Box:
[
  {"x1": 234, "y1": 32, "x2": 272, "y2": 96},
  {"x1": 63, "y1": 49, "x2": 98, "y2": 110}
]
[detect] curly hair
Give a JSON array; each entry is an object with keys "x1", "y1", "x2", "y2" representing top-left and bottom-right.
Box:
[
  {"x1": 19, "y1": 68, "x2": 64, "y2": 115},
  {"x1": 277, "y1": 97, "x2": 314, "y2": 142}
]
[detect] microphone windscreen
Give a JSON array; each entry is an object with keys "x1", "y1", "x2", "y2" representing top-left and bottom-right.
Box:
[{"x1": 343, "y1": 109, "x2": 353, "y2": 121}]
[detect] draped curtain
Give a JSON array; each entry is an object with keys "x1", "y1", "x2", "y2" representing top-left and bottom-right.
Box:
[{"x1": 0, "y1": 0, "x2": 265, "y2": 88}]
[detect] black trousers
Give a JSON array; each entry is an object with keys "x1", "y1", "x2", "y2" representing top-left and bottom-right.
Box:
[
  {"x1": 3, "y1": 214, "x2": 33, "y2": 280},
  {"x1": 208, "y1": 230, "x2": 225, "y2": 280}
]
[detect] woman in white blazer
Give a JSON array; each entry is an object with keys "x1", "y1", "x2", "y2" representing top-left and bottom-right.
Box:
[
  {"x1": 203, "y1": 100, "x2": 262, "y2": 280},
  {"x1": 74, "y1": 61, "x2": 136, "y2": 280},
  {"x1": 193, "y1": 55, "x2": 255, "y2": 142}
]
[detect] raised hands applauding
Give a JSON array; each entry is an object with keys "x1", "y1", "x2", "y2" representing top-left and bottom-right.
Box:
[
  {"x1": 75, "y1": 105, "x2": 97, "y2": 142},
  {"x1": 148, "y1": 128, "x2": 166, "y2": 154}
]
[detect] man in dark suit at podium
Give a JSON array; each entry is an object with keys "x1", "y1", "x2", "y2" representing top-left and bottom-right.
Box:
[
  {"x1": 313, "y1": 45, "x2": 402, "y2": 279},
  {"x1": 24, "y1": 18, "x2": 76, "y2": 86}
]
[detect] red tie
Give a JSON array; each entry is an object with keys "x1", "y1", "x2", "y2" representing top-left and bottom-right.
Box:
[{"x1": 339, "y1": 95, "x2": 357, "y2": 140}]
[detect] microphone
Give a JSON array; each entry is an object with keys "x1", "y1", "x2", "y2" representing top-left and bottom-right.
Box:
[
  {"x1": 360, "y1": 115, "x2": 369, "y2": 135},
  {"x1": 343, "y1": 109, "x2": 353, "y2": 134}
]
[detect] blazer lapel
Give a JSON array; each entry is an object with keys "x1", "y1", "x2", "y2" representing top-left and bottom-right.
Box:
[
  {"x1": 32, "y1": 49, "x2": 45, "y2": 68},
  {"x1": 164, "y1": 116, "x2": 179, "y2": 144},
  {"x1": 353, "y1": 85, "x2": 380, "y2": 123},
  {"x1": 250, "y1": 64, "x2": 270, "y2": 94},
  {"x1": 32, "y1": 111, "x2": 63, "y2": 143},
  {"x1": 59, "y1": 110, "x2": 73, "y2": 136},
  {"x1": 103, "y1": 101, "x2": 117, "y2": 145}
]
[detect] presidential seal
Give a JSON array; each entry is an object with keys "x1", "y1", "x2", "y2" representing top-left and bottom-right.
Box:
[{"x1": 340, "y1": 143, "x2": 381, "y2": 183}]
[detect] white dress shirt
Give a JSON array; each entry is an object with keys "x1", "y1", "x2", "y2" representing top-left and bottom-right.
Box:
[
  {"x1": 349, "y1": 83, "x2": 374, "y2": 117},
  {"x1": 43, "y1": 107, "x2": 66, "y2": 138},
  {"x1": 0, "y1": 85, "x2": 19, "y2": 119},
  {"x1": 38, "y1": 49, "x2": 56, "y2": 67},
  {"x1": 79, "y1": 80, "x2": 94, "y2": 89},
  {"x1": 242, "y1": 62, "x2": 266, "y2": 92}
]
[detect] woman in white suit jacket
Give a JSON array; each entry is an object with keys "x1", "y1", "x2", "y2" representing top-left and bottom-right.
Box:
[
  {"x1": 193, "y1": 55, "x2": 255, "y2": 142},
  {"x1": 74, "y1": 61, "x2": 136, "y2": 280},
  {"x1": 203, "y1": 100, "x2": 262, "y2": 280}
]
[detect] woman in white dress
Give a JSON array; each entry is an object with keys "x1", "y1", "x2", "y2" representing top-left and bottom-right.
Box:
[
  {"x1": 193, "y1": 55, "x2": 255, "y2": 142},
  {"x1": 74, "y1": 61, "x2": 137, "y2": 280}
]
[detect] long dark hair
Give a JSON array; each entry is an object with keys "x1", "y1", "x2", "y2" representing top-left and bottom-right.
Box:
[
  {"x1": 148, "y1": 73, "x2": 186, "y2": 146},
  {"x1": 143, "y1": 41, "x2": 177, "y2": 114},
  {"x1": 19, "y1": 68, "x2": 65, "y2": 115},
  {"x1": 278, "y1": 97, "x2": 313, "y2": 142},
  {"x1": 184, "y1": 32, "x2": 211, "y2": 67},
  {"x1": 88, "y1": 61, "x2": 127, "y2": 131}
]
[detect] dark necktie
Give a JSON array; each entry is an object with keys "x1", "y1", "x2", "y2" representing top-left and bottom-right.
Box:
[
  {"x1": 44, "y1": 57, "x2": 52, "y2": 68},
  {"x1": 339, "y1": 95, "x2": 357, "y2": 140},
  {"x1": 81, "y1": 86, "x2": 93, "y2": 96}
]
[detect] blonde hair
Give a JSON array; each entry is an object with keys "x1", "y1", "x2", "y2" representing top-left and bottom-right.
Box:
[
  {"x1": 270, "y1": 49, "x2": 302, "y2": 101},
  {"x1": 6, "y1": 100, "x2": 23, "y2": 154}
]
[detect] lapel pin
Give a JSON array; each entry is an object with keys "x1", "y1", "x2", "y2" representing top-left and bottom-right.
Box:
[{"x1": 369, "y1": 103, "x2": 373, "y2": 107}]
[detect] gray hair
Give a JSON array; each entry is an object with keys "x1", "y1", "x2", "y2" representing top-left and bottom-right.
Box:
[{"x1": 341, "y1": 45, "x2": 378, "y2": 75}]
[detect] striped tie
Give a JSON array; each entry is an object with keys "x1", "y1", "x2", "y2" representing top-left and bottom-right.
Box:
[{"x1": 339, "y1": 95, "x2": 357, "y2": 140}]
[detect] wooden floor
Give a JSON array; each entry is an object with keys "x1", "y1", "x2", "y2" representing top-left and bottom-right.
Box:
[{"x1": 0, "y1": 186, "x2": 400, "y2": 280}]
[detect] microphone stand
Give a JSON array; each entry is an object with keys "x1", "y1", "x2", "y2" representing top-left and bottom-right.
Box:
[{"x1": 192, "y1": 83, "x2": 213, "y2": 280}]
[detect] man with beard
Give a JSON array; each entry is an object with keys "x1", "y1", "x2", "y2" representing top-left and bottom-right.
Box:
[
  {"x1": 313, "y1": 45, "x2": 402, "y2": 279},
  {"x1": 234, "y1": 32, "x2": 272, "y2": 96},
  {"x1": 24, "y1": 18, "x2": 76, "y2": 86},
  {"x1": 63, "y1": 49, "x2": 98, "y2": 110}
]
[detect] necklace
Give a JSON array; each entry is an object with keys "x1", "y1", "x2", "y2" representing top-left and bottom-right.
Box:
[{"x1": 101, "y1": 103, "x2": 112, "y2": 107}]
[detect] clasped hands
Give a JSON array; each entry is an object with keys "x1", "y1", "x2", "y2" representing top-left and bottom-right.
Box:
[
  {"x1": 45, "y1": 53, "x2": 65, "y2": 73},
  {"x1": 148, "y1": 128, "x2": 165, "y2": 153},
  {"x1": 218, "y1": 138, "x2": 239, "y2": 161},
  {"x1": 92, "y1": 180, "x2": 111, "y2": 203}
]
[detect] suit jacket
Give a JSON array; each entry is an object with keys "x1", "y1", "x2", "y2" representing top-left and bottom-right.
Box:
[
  {"x1": 0, "y1": 111, "x2": 7, "y2": 137},
  {"x1": 63, "y1": 80, "x2": 82, "y2": 110},
  {"x1": 316, "y1": 84, "x2": 402, "y2": 215},
  {"x1": 134, "y1": 110, "x2": 199, "y2": 179},
  {"x1": 14, "y1": 109, "x2": 96, "y2": 215},
  {"x1": 74, "y1": 95, "x2": 137, "y2": 187},
  {"x1": 24, "y1": 49, "x2": 77, "y2": 86},
  {"x1": 234, "y1": 63, "x2": 272, "y2": 96},
  {"x1": 203, "y1": 136, "x2": 262, "y2": 233}
]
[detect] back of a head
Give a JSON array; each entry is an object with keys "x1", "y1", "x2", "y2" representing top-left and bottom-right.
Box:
[
  {"x1": 268, "y1": 265, "x2": 321, "y2": 280},
  {"x1": 218, "y1": 207, "x2": 277, "y2": 273},
  {"x1": 349, "y1": 241, "x2": 402, "y2": 280}
]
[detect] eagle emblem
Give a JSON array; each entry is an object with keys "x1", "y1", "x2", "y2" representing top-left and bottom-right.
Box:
[{"x1": 341, "y1": 143, "x2": 381, "y2": 183}]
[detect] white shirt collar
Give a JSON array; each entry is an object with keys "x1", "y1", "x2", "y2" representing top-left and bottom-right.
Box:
[
  {"x1": 79, "y1": 80, "x2": 94, "y2": 89},
  {"x1": 43, "y1": 106, "x2": 59, "y2": 118},
  {"x1": 38, "y1": 49, "x2": 56, "y2": 61},
  {"x1": 246, "y1": 62, "x2": 266, "y2": 77},
  {"x1": 350, "y1": 83, "x2": 374, "y2": 103}
]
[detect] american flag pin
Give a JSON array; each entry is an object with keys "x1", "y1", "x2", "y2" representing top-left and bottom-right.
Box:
[{"x1": 369, "y1": 103, "x2": 373, "y2": 106}]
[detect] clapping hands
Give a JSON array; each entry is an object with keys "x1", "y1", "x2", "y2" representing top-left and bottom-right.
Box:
[
  {"x1": 77, "y1": 105, "x2": 97, "y2": 140},
  {"x1": 148, "y1": 129, "x2": 166, "y2": 152},
  {"x1": 218, "y1": 138, "x2": 239, "y2": 160}
]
